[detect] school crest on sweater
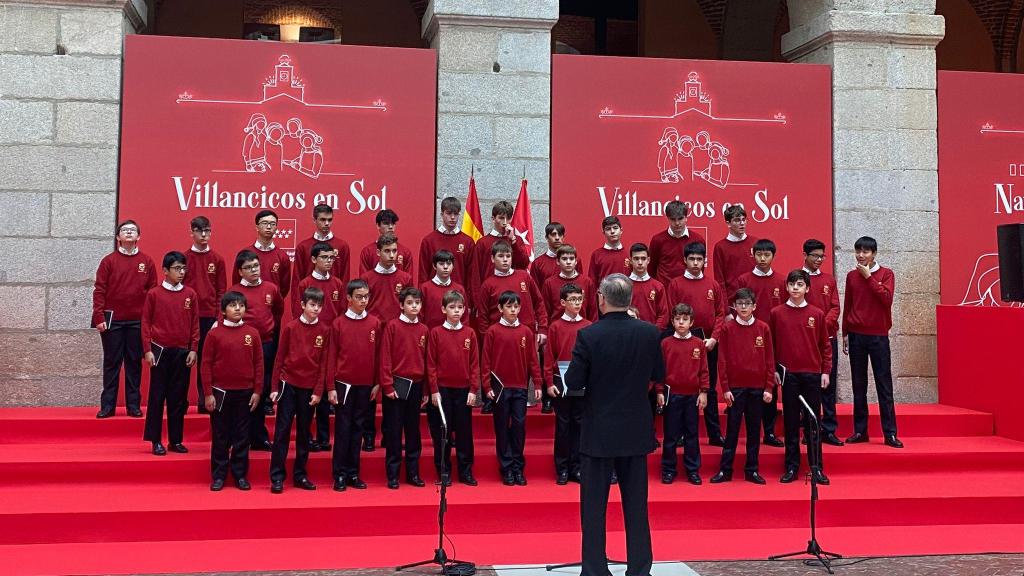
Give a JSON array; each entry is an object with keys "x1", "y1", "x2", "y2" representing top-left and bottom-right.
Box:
[
  {"x1": 520, "y1": 281, "x2": 527, "y2": 292},
  {"x1": 691, "y1": 346, "x2": 702, "y2": 359},
  {"x1": 457, "y1": 243, "x2": 465, "y2": 253},
  {"x1": 706, "y1": 289, "x2": 715, "y2": 300},
  {"x1": 823, "y1": 285, "x2": 831, "y2": 295},
  {"x1": 272, "y1": 263, "x2": 280, "y2": 273},
  {"x1": 207, "y1": 263, "x2": 216, "y2": 274},
  {"x1": 331, "y1": 290, "x2": 340, "y2": 302},
  {"x1": 807, "y1": 316, "x2": 816, "y2": 328},
  {"x1": 419, "y1": 335, "x2": 426, "y2": 348},
  {"x1": 755, "y1": 336, "x2": 765, "y2": 347},
  {"x1": 648, "y1": 290, "x2": 656, "y2": 301},
  {"x1": 244, "y1": 334, "x2": 253, "y2": 346},
  {"x1": 395, "y1": 283, "x2": 403, "y2": 294},
  {"x1": 314, "y1": 335, "x2": 324, "y2": 348},
  {"x1": 773, "y1": 287, "x2": 780, "y2": 298},
  {"x1": 265, "y1": 294, "x2": 272, "y2": 305},
  {"x1": 184, "y1": 297, "x2": 192, "y2": 310},
  {"x1": 520, "y1": 336, "x2": 527, "y2": 348},
  {"x1": 464, "y1": 338, "x2": 471, "y2": 350},
  {"x1": 138, "y1": 263, "x2": 147, "y2": 273},
  {"x1": 369, "y1": 329, "x2": 376, "y2": 342}
]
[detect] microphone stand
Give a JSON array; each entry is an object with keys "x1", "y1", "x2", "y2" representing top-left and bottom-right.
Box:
[{"x1": 768, "y1": 394, "x2": 842, "y2": 573}]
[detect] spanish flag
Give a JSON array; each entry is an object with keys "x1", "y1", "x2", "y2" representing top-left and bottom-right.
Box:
[{"x1": 461, "y1": 173, "x2": 485, "y2": 242}]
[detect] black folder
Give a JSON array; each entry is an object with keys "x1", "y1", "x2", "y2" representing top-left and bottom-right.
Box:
[
  {"x1": 211, "y1": 387, "x2": 227, "y2": 412},
  {"x1": 775, "y1": 363, "x2": 788, "y2": 385},
  {"x1": 551, "y1": 361, "x2": 571, "y2": 397},
  {"x1": 489, "y1": 372, "x2": 504, "y2": 403},
  {"x1": 150, "y1": 342, "x2": 165, "y2": 367},
  {"x1": 393, "y1": 376, "x2": 414, "y2": 401},
  {"x1": 103, "y1": 309, "x2": 114, "y2": 327},
  {"x1": 335, "y1": 380, "x2": 352, "y2": 405}
]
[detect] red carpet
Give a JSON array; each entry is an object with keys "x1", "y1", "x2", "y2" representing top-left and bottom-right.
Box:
[{"x1": 1, "y1": 403, "x2": 1022, "y2": 575}]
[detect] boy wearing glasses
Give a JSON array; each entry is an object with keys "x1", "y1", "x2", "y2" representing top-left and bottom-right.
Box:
[
  {"x1": 802, "y1": 239, "x2": 843, "y2": 446},
  {"x1": 184, "y1": 216, "x2": 226, "y2": 414},
  {"x1": 234, "y1": 210, "x2": 292, "y2": 298},
  {"x1": 712, "y1": 205, "x2": 758, "y2": 300}
]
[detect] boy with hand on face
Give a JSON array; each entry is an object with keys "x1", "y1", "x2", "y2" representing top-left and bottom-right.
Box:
[
  {"x1": 471, "y1": 201, "x2": 531, "y2": 306},
  {"x1": 543, "y1": 245, "x2": 597, "y2": 322},
  {"x1": 419, "y1": 197, "x2": 474, "y2": 287},
  {"x1": 184, "y1": 216, "x2": 226, "y2": 415},
  {"x1": 360, "y1": 209, "x2": 414, "y2": 275},
  {"x1": 628, "y1": 243, "x2": 670, "y2": 330},
  {"x1": 656, "y1": 304, "x2": 709, "y2": 486},
  {"x1": 649, "y1": 200, "x2": 706, "y2": 286},
  {"x1": 588, "y1": 216, "x2": 631, "y2": 286},
  {"x1": 419, "y1": 250, "x2": 468, "y2": 329}
]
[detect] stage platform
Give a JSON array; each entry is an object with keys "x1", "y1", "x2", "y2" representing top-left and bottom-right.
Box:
[{"x1": 1, "y1": 403, "x2": 1023, "y2": 575}]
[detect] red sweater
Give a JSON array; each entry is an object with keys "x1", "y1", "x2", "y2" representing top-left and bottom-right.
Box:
[
  {"x1": 630, "y1": 276, "x2": 670, "y2": 329},
  {"x1": 92, "y1": 250, "x2": 158, "y2": 325},
  {"x1": 380, "y1": 318, "x2": 429, "y2": 397},
  {"x1": 271, "y1": 318, "x2": 330, "y2": 395},
  {"x1": 183, "y1": 248, "x2": 226, "y2": 318},
  {"x1": 478, "y1": 270, "x2": 548, "y2": 335},
  {"x1": 805, "y1": 270, "x2": 841, "y2": 337},
  {"x1": 542, "y1": 274, "x2": 597, "y2": 322},
  {"x1": 736, "y1": 271, "x2": 785, "y2": 323},
  {"x1": 141, "y1": 284, "x2": 200, "y2": 352},
  {"x1": 329, "y1": 312, "x2": 381, "y2": 386},
  {"x1": 713, "y1": 236, "x2": 758, "y2": 299},
  {"x1": 588, "y1": 245, "x2": 631, "y2": 285},
  {"x1": 419, "y1": 279, "x2": 468, "y2": 329},
  {"x1": 658, "y1": 335, "x2": 710, "y2": 395},
  {"x1": 293, "y1": 235, "x2": 351, "y2": 289},
  {"x1": 842, "y1": 267, "x2": 895, "y2": 337},
  {"x1": 648, "y1": 229, "x2": 707, "y2": 286},
  {"x1": 482, "y1": 322, "x2": 542, "y2": 392},
  {"x1": 770, "y1": 303, "x2": 832, "y2": 375},
  {"x1": 360, "y1": 268, "x2": 414, "y2": 324},
  {"x1": 543, "y1": 317, "x2": 590, "y2": 387},
  {"x1": 419, "y1": 229, "x2": 474, "y2": 286},
  {"x1": 232, "y1": 245, "x2": 291, "y2": 298},
  {"x1": 229, "y1": 280, "x2": 283, "y2": 341},
  {"x1": 293, "y1": 274, "x2": 346, "y2": 325},
  {"x1": 470, "y1": 233, "x2": 531, "y2": 304},
  {"x1": 199, "y1": 323, "x2": 263, "y2": 394},
  {"x1": 427, "y1": 323, "x2": 481, "y2": 393},
  {"x1": 666, "y1": 274, "x2": 726, "y2": 340},
  {"x1": 359, "y1": 242, "x2": 414, "y2": 275},
  {"x1": 717, "y1": 318, "x2": 775, "y2": 393}
]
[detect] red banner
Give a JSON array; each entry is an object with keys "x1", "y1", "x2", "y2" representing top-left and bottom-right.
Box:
[
  {"x1": 938, "y1": 71, "x2": 1024, "y2": 306},
  {"x1": 551, "y1": 56, "x2": 833, "y2": 277}
]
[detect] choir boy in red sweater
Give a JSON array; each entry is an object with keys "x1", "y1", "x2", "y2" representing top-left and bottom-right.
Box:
[
  {"x1": 802, "y1": 239, "x2": 844, "y2": 446},
  {"x1": 359, "y1": 208, "x2": 415, "y2": 275},
  {"x1": 588, "y1": 216, "x2": 630, "y2": 286},
  {"x1": 843, "y1": 236, "x2": 902, "y2": 448},
  {"x1": 419, "y1": 250, "x2": 468, "y2": 329},
  {"x1": 234, "y1": 210, "x2": 291, "y2": 298},
  {"x1": 93, "y1": 219, "x2": 157, "y2": 418},
  {"x1": 380, "y1": 287, "x2": 429, "y2": 489},
  {"x1": 712, "y1": 205, "x2": 758, "y2": 300},
  {"x1": 201, "y1": 291, "x2": 263, "y2": 491},
  {"x1": 328, "y1": 279, "x2": 381, "y2": 491},
  {"x1": 229, "y1": 250, "x2": 284, "y2": 452},
  {"x1": 419, "y1": 197, "x2": 474, "y2": 287},
  {"x1": 628, "y1": 243, "x2": 669, "y2": 330},
  {"x1": 710, "y1": 288, "x2": 774, "y2": 485},
  {"x1": 545, "y1": 283, "x2": 591, "y2": 485},
  {"x1": 542, "y1": 245, "x2": 597, "y2": 323},
  {"x1": 470, "y1": 201, "x2": 531, "y2": 306},
  {"x1": 478, "y1": 240, "x2": 548, "y2": 340},
  {"x1": 770, "y1": 269, "x2": 832, "y2": 485},
  {"x1": 656, "y1": 303, "x2": 709, "y2": 485},
  {"x1": 483, "y1": 291, "x2": 543, "y2": 486},
  {"x1": 268, "y1": 287, "x2": 330, "y2": 493},
  {"x1": 531, "y1": 222, "x2": 585, "y2": 292},
  {"x1": 426, "y1": 290, "x2": 480, "y2": 486},
  {"x1": 666, "y1": 242, "x2": 726, "y2": 445},
  {"x1": 649, "y1": 200, "x2": 706, "y2": 286},
  {"x1": 141, "y1": 251, "x2": 200, "y2": 456},
  {"x1": 293, "y1": 203, "x2": 351, "y2": 292},
  {"x1": 184, "y1": 216, "x2": 226, "y2": 414}
]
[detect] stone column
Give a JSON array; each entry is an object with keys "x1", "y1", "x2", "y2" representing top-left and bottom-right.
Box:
[
  {"x1": 0, "y1": 0, "x2": 146, "y2": 406},
  {"x1": 783, "y1": 1, "x2": 945, "y2": 403},
  {"x1": 423, "y1": 0, "x2": 557, "y2": 254}
]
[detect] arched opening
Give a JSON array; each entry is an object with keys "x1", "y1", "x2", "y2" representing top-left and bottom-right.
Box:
[{"x1": 936, "y1": 0, "x2": 997, "y2": 71}]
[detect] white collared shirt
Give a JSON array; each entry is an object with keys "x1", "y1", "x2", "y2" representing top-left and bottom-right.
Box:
[
  {"x1": 374, "y1": 263, "x2": 397, "y2": 275},
  {"x1": 438, "y1": 225, "x2": 460, "y2": 235},
  {"x1": 499, "y1": 317, "x2": 520, "y2": 327},
  {"x1": 802, "y1": 266, "x2": 821, "y2": 276},
  {"x1": 399, "y1": 314, "x2": 419, "y2": 324},
  {"x1": 162, "y1": 281, "x2": 184, "y2": 292},
  {"x1": 117, "y1": 245, "x2": 139, "y2": 256},
  {"x1": 221, "y1": 319, "x2": 244, "y2": 327},
  {"x1": 254, "y1": 240, "x2": 276, "y2": 252},
  {"x1": 868, "y1": 262, "x2": 881, "y2": 273},
  {"x1": 735, "y1": 315, "x2": 756, "y2": 326},
  {"x1": 443, "y1": 320, "x2": 463, "y2": 331},
  {"x1": 190, "y1": 244, "x2": 209, "y2": 254},
  {"x1": 544, "y1": 249, "x2": 557, "y2": 258},
  {"x1": 629, "y1": 272, "x2": 651, "y2": 282},
  {"x1": 299, "y1": 314, "x2": 319, "y2": 325},
  {"x1": 313, "y1": 231, "x2": 334, "y2": 242},
  {"x1": 489, "y1": 229, "x2": 504, "y2": 237},
  {"x1": 240, "y1": 278, "x2": 262, "y2": 287},
  {"x1": 786, "y1": 299, "x2": 808, "y2": 308},
  {"x1": 603, "y1": 243, "x2": 623, "y2": 251},
  {"x1": 752, "y1": 267, "x2": 773, "y2": 277},
  {"x1": 558, "y1": 271, "x2": 579, "y2": 280},
  {"x1": 672, "y1": 331, "x2": 693, "y2": 340},
  {"x1": 684, "y1": 270, "x2": 704, "y2": 280},
  {"x1": 345, "y1": 309, "x2": 368, "y2": 320},
  {"x1": 726, "y1": 233, "x2": 747, "y2": 242},
  {"x1": 561, "y1": 313, "x2": 583, "y2": 323},
  {"x1": 494, "y1": 268, "x2": 514, "y2": 277},
  {"x1": 667, "y1": 226, "x2": 690, "y2": 239},
  {"x1": 432, "y1": 276, "x2": 452, "y2": 287},
  {"x1": 312, "y1": 270, "x2": 330, "y2": 281}
]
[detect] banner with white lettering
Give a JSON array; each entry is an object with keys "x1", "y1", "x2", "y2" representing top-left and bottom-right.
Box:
[{"x1": 551, "y1": 56, "x2": 832, "y2": 276}]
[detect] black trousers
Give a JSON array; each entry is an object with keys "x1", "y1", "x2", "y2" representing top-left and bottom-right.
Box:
[
  {"x1": 580, "y1": 453, "x2": 652, "y2": 576},
  {"x1": 194, "y1": 317, "x2": 216, "y2": 410},
  {"x1": 210, "y1": 389, "x2": 252, "y2": 481},
  {"x1": 718, "y1": 387, "x2": 763, "y2": 474},
  {"x1": 783, "y1": 372, "x2": 823, "y2": 472},
  {"x1": 382, "y1": 381, "x2": 423, "y2": 480},
  {"x1": 849, "y1": 332, "x2": 898, "y2": 437},
  {"x1": 269, "y1": 384, "x2": 314, "y2": 483},
  {"x1": 363, "y1": 399, "x2": 378, "y2": 444},
  {"x1": 314, "y1": 395, "x2": 331, "y2": 444},
  {"x1": 143, "y1": 347, "x2": 190, "y2": 444},
  {"x1": 332, "y1": 385, "x2": 373, "y2": 479},
  {"x1": 427, "y1": 387, "x2": 474, "y2": 479},
  {"x1": 249, "y1": 339, "x2": 275, "y2": 446},
  {"x1": 818, "y1": 335, "x2": 840, "y2": 434},
  {"x1": 553, "y1": 395, "x2": 584, "y2": 476},
  {"x1": 762, "y1": 381, "x2": 779, "y2": 438},
  {"x1": 99, "y1": 321, "x2": 143, "y2": 412},
  {"x1": 662, "y1": 393, "x2": 700, "y2": 475},
  {"x1": 704, "y1": 346, "x2": 722, "y2": 438},
  {"x1": 493, "y1": 388, "x2": 528, "y2": 475}
]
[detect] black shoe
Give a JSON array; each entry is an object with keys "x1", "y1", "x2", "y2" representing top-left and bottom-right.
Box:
[
  {"x1": 387, "y1": 478, "x2": 400, "y2": 490},
  {"x1": 745, "y1": 472, "x2": 767, "y2": 485},
  {"x1": 514, "y1": 471, "x2": 527, "y2": 486},
  {"x1": 570, "y1": 471, "x2": 582, "y2": 484},
  {"x1": 262, "y1": 404, "x2": 274, "y2": 416},
  {"x1": 151, "y1": 442, "x2": 166, "y2": 456},
  {"x1": 502, "y1": 472, "x2": 515, "y2": 486},
  {"x1": 823, "y1": 433, "x2": 845, "y2": 446},
  {"x1": 813, "y1": 470, "x2": 830, "y2": 485},
  {"x1": 127, "y1": 408, "x2": 143, "y2": 418},
  {"x1": 361, "y1": 439, "x2": 375, "y2": 453},
  {"x1": 686, "y1": 472, "x2": 702, "y2": 485},
  {"x1": 556, "y1": 471, "x2": 569, "y2": 485},
  {"x1": 885, "y1": 435, "x2": 904, "y2": 449},
  {"x1": 458, "y1": 473, "x2": 476, "y2": 486},
  {"x1": 610, "y1": 471, "x2": 618, "y2": 485},
  {"x1": 168, "y1": 443, "x2": 188, "y2": 454},
  {"x1": 763, "y1": 434, "x2": 784, "y2": 447},
  {"x1": 846, "y1": 432, "x2": 869, "y2": 444},
  {"x1": 334, "y1": 476, "x2": 347, "y2": 492},
  {"x1": 270, "y1": 480, "x2": 284, "y2": 494},
  {"x1": 436, "y1": 476, "x2": 453, "y2": 487},
  {"x1": 294, "y1": 477, "x2": 316, "y2": 490},
  {"x1": 347, "y1": 476, "x2": 367, "y2": 489},
  {"x1": 481, "y1": 401, "x2": 494, "y2": 415},
  {"x1": 250, "y1": 440, "x2": 272, "y2": 451},
  {"x1": 210, "y1": 478, "x2": 225, "y2": 491},
  {"x1": 407, "y1": 475, "x2": 426, "y2": 487},
  {"x1": 235, "y1": 478, "x2": 251, "y2": 491},
  {"x1": 317, "y1": 441, "x2": 331, "y2": 451},
  {"x1": 96, "y1": 409, "x2": 114, "y2": 419},
  {"x1": 780, "y1": 469, "x2": 798, "y2": 483},
  {"x1": 661, "y1": 472, "x2": 675, "y2": 484},
  {"x1": 541, "y1": 397, "x2": 553, "y2": 414},
  {"x1": 709, "y1": 471, "x2": 731, "y2": 484},
  {"x1": 307, "y1": 439, "x2": 321, "y2": 452},
  {"x1": 709, "y1": 435, "x2": 725, "y2": 447}
]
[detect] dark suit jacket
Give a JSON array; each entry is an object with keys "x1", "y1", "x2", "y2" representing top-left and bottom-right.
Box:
[{"x1": 565, "y1": 311, "x2": 665, "y2": 457}]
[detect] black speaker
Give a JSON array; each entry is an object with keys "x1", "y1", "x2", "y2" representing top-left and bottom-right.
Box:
[{"x1": 997, "y1": 223, "x2": 1024, "y2": 302}]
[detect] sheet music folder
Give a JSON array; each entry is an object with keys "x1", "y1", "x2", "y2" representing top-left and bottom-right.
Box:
[
  {"x1": 392, "y1": 376, "x2": 414, "y2": 401},
  {"x1": 552, "y1": 361, "x2": 571, "y2": 397},
  {"x1": 489, "y1": 372, "x2": 504, "y2": 403},
  {"x1": 335, "y1": 381, "x2": 352, "y2": 405}
]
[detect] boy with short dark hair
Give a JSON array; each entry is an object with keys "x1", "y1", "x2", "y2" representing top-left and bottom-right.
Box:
[
  {"x1": 234, "y1": 210, "x2": 292, "y2": 297},
  {"x1": 542, "y1": 245, "x2": 597, "y2": 322},
  {"x1": 711, "y1": 288, "x2": 774, "y2": 485},
  {"x1": 770, "y1": 269, "x2": 832, "y2": 485},
  {"x1": 588, "y1": 216, "x2": 630, "y2": 285},
  {"x1": 656, "y1": 303, "x2": 709, "y2": 485},
  {"x1": 842, "y1": 236, "x2": 902, "y2": 448},
  {"x1": 294, "y1": 203, "x2": 351, "y2": 289},
  {"x1": 470, "y1": 201, "x2": 531, "y2": 304},
  {"x1": 141, "y1": 251, "x2": 200, "y2": 456},
  {"x1": 649, "y1": 200, "x2": 706, "y2": 285},
  {"x1": 712, "y1": 204, "x2": 758, "y2": 300},
  {"x1": 419, "y1": 197, "x2": 474, "y2": 286},
  {"x1": 184, "y1": 215, "x2": 226, "y2": 414},
  {"x1": 545, "y1": 283, "x2": 591, "y2": 485},
  {"x1": 419, "y1": 250, "x2": 468, "y2": 329},
  {"x1": 802, "y1": 238, "x2": 843, "y2": 446},
  {"x1": 200, "y1": 291, "x2": 263, "y2": 491},
  {"x1": 360, "y1": 208, "x2": 415, "y2": 274},
  {"x1": 427, "y1": 290, "x2": 480, "y2": 486},
  {"x1": 531, "y1": 222, "x2": 585, "y2": 290},
  {"x1": 268, "y1": 287, "x2": 330, "y2": 493},
  {"x1": 483, "y1": 291, "x2": 543, "y2": 486},
  {"x1": 628, "y1": 242, "x2": 669, "y2": 330},
  {"x1": 478, "y1": 240, "x2": 548, "y2": 340},
  {"x1": 93, "y1": 219, "x2": 157, "y2": 418},
  {"x1": 360, "y1": 233, "x2": 415, "y2": 324}
]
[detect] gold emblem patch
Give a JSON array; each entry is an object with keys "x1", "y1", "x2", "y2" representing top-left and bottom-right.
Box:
[
  {"x1": 520, "y1": 336, "x2": 527, "y2": 348},
  {"x1": 272, "y1": 262, "x2": 280, "y2": 273},
  {"x1": 265, "y1": 294, "x2": 272, "y2": 305},
  {"x1": 207, "y1": 263, "x2": 216, "y2": 274},
  {"x1": 244, "y1": 334, "x2": 253, "y2": 346},
  {"x1": 369, "y1": 329, "x2": 376, "y2": 343},
  {"x1": 520, "y1": 281, "x2": 527, "y2": 292},
  {"x1": 419, "y1": 335, "x2": 426, "y2": 348},
  {"x1": 314, "y1": 335, "x2": 324, "y2": 348},
  {"x1": 398, "y1": 254, "x2": 405, "y2": 265},
  {"x1": 707, "y1": 289, "x2": 715, "y2": 300},
  {"x1": 457, "y1": 243, "x2": 465, "y2": 253},
  {"x1": 395, "y1": 283, "x2": 403, "y2": 294},
  {"x1": 184, "y1": 297, "x2": 192, "y2": 310},
  {"x1": 773, "y1": 287, "x2": 780, "y2": 298},
  {"x1": 332, "y1": 290, "x2": 340, "y2": 301},
  {"x1": 649, "y1": 290, "x2": 656, "y2": 301},
  {"x1": 692, "y1": 346, "x2": 701, "y2": 359},
  {"x1": 138, "y1": 263, "x2": 146, "y2": 272},
  {"x1": 755, "y1": 336, "x2": 764, "y2": 347},
  {"x1": 464, "y1": 338, "x2": 471, "y2": 350},
  {"x1": 624, "y1": 258, "x2": 630, "y2": 269},
  {"x1": 808, "y1": 316, "x2": 816, "y2": 328},
  {"x1": 823, "y1": 285, "x2": 831, "y2": 295}
]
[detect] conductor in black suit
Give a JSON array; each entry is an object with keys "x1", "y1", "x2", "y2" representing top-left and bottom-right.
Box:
[{"x1": 566, "y1": 273, "x2": 665, "y2": 576}]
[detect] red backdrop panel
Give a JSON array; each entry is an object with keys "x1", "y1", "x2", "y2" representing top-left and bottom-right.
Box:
[
  {"x1": 938, "y1": 71, "x2": 1024, "y2": 306},
  {"x1": 551, "y1": 55, "x2": 833, "y2": 278}
]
